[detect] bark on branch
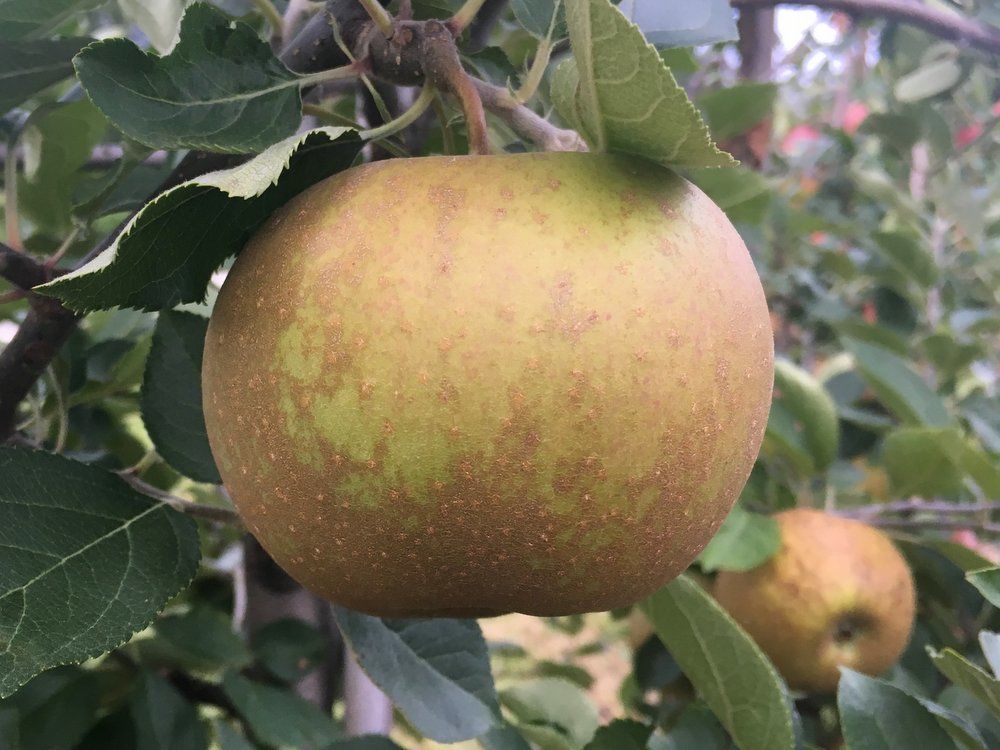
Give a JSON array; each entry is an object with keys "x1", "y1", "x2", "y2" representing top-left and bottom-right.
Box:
[{"x1": 730, "y1": 0, "x2": 1000, "y2": 55}]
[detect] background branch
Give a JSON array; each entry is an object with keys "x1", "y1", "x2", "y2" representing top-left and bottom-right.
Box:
[{"x1": 730, "y1": 0, "x2": 1000, "y2": 54}]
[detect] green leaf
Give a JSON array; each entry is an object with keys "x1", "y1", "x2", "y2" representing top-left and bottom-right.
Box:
[
  {"x1": 251, "y1": 618, "x2": 328, "y2": 683},
  {"x1": 980, "y1": 633, "x2": 1000, "y2": 677},
  {"x1": 5, "y1": 666, "x2": 100, "y2": 750},
  {"x1": 332, "y1": 608, "x2": 499, "y2": 743},
  {"x1": 141, "y1": 311, "x2": 220, "y2": 483},
  {"x1": 75, "y1": 3, "x2": 303, "y2": 152},
  {"x1": 641, "y1": 575, "x2": 796, "y2": 750},
  {"x1": 221, "y1": 672, "x2": 340, "y2": 749},
  {"x1": 895, "y1": 57, "x2": 963, "y2": 102},
  {"x1": 843, "y1": 337, "x2": 951, "y2": 427},
  {"x1": 213, "y1": 720, "x2": 254, "y2": 750},
  {"x1": 18, "y1": 100, "x2": 107, "y2": 233},
  {"x1": 0, "y1": 37, "x2": 91, "y2": 113},
  {"x1": 928, "y1": 648, "x2": 1000, "y2": 717},
  {"x1": 697, "y1": 83, "x2": 777, "y2": 141},
  {"x1": 872, "y1": 231, "x2": 938, "y2": 287},
  {"x1": 500, "y1": 678, "x2": 599, "y2": 750},
  {"x1": 130, "y1": 671, "x2": 209, "y2": 750},
  {"x1": 686, "y1": 166, "x2": 771, "y2": 222},
  {"x1": 0, "y1": 0, "x2": 106, "y2": 39},
  {"x1": 697, "y1": 505, "x2": 779, "y2": 573},
  {"x1": 0, "y1": 447, "x2": 200, "y2": 698},
  {"x1": 617, "y1": 0, "x2": 737, "y2": 48},
  {"x1": 40, "y1": 126, "x2": 361, "y2": 311},
  {"x1": 582, "y1": 719, "x2": 650, "y2": 749},
  {"x1": 649, "y1": 702, "x2": 728, "y2": 750},
  {"x1": 968, "y1": 569, "x2": 1000, "y2": 609},
  {"x1": 764, "y1": 358, "x2": 840, "y2": 473},
  {"x1": 144, "y1": 606, "x2": 253, "y2": 672},
  {"x1": 326, "y1": 737, "x2": 406, "y2": 749},
  {"x1": 837, "y1": 669, "x2": 960, "y2": 750},
  {"x1": 883, "y1": 428, "x2": 965, "y2": 496},
  {"x1": 915, "y1": 696, "x2": 990, "y2": 750},
  {"x1": 510, "y1": 0, "x2": 565, "y2": 39},
  {"x1": 552, "y1": 0, "x2": 733, "y2": 168}
]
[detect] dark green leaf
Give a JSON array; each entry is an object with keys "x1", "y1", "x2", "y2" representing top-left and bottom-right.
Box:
[
  {"x1": 142, "y1": 311, "x2": 220, "y2": 483},
  {"x1": 41, "y1": 127, "x2": 361, "y2": 311},
  {"x1": 641, "y1": 575, "x2": 796, "y2": 750},
  {"x1": 0, "y1": 447, "x2": 200, "y2": 698},
  {"x1": 928, "y1": 648, "x2": 1000, "y2": 717},
  {"x1": 0, "y1": 709, "x2": 18, "y2": 750},
  {"x1": 6, "y1": 666, "x2": 100, "y2": 750},
  {"x1": 552, "y1": 0, "x2": 733, "y2": 168},
  {"x1": 686, "y1": 166, "x2": 771, "y2": 221},
  {"x1": 697, "y1": 83, "x2": 778, "y2": 141},
  {"x1": 251, "y1": 618, "x2": 328, "y2": 683},
  {"x1": 332, "y1": 608, "x2": 499, "y2": 743},
  {"x1": 500, "y1": 678, "x2": 599, "y2": 750},
  {"x1": 697, "y1": 505, "x2": 779, "y2": 573},
  {"x1": 838, "y1": 669, "x2": 959, "y2": 750},
  {"x1": 144, "y1": 607, "x2": 252, "y2": 672},
  {"x1": 75, "y1": 3, "x2": 303, "y2": 152},
  {"x1": 0, "y1": 0, "x2": 105, "y2": 39},
  {"x1": 222, "y1": 672, "x2": 340, "y2": 749},
  {"x1": 915, "y1": 695, "x2": 990, "y2": 750},
  {"x1": 582, "y1": 719, "x2": 650, "y2": 749},
  {"x1": 213, "y1": 720, "x2": 254, "y2": 750},
  {"x1": 617, "y1": 0, "x2": 737, "y2": 48},
  {"x1": 843, "y1": 337, "x2": 951, "y2": 426},
  {"x1": 649, "y1": 702, "x2": 728, "y2": 750},
  {"x1": 130, "y1": 671, "x2": 208, "y2": 750},
  {"x1": 979, "y1": 633, "x2": 1000, "y2": 679},
  {"x1": 0, "y1": 37, "x2": 91, "y2": 113},
  {"x1": 326, "y1": 737, "x2": 406, "y2": 749},
  {"x1": 968, "y1": 569, "x2": 1000, "y2": 609}
]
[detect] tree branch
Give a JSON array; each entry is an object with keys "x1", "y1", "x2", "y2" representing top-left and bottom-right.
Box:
[
  {"x1": 730, "y1": 0, "x2": 1000, "y2": 55},
  {"x1": 473, "y1": 79, "x2": 587, "y2": 151},
  {"x1": 117, "y1": 471, "x2": 243, "y2": 525},
  {"x1": 0, "y1": 241, "x2": 55, "y2": 291}
]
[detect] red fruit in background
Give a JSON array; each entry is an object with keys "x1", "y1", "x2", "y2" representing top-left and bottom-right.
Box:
[
  {"x1": 781, "y1": 124, "x2": 821, "y2": 155},
  {"x1": 956, "y1": 123, "x2": 984, "y2": 148},
  {"x1": 842, "y1": 101, "x2": 869, "y2": 134}
]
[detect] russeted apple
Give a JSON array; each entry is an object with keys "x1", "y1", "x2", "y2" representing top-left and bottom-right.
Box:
[
  {"x1": 202, "y1": 152, "x2": 774, "y2": 616},
  {"x1": 714, "y1": 509, "x2": 917, "y2": 693}
]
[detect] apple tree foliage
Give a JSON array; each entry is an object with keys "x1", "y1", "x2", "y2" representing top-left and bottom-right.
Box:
[{"x1": 0, "y1": 1, "x2": 998, "y2": 749}]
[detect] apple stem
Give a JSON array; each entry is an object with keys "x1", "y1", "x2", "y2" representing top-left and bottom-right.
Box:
[{"x1": 419, "y1": 21, "x2": 491, "y2": 155}]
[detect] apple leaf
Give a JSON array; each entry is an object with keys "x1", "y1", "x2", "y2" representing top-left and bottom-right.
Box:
[
  {"x1": 0, "y1": 447, "x2": 200, "y2": 698},
  {"x1": 641, "y1": 575, "x2": 797, "y2": 750},
  {"x1": 130, "y1": 671, "x2": 209, "y2": 750},
  {"x1": 872, "y1": 231, "x2": 939, "y2": 287},
  {"x1": 0, "y1": 0, "x2": 106, "y2": 39},
  {"x1": 968, "y1": 569, "x2": 1000, "y2": 609},
  {"x1": 928, "y1": 647, "x2": 1000, "y2": 717},
  {"x1": 142, "y1": 310, "x2": 220, "y2": 483},
  {"x1": 332, "y1": 608, "x2": 500, "y2": 743},
  {"x1": 696, "y1": 82, "x2": 778, "y2": 141},
  {"x1": 500, "y1": 678, "x2": 599, "y2": 750},
  {"x1": 697, "y1": 505, "x2": 780, "y2": 573},
  {"x1": 75, "y1": 3, "x2": 303, "y2": 152},
  {"x1": 552, "y1": 0, "x2": 734, "y2": 168},
  {"x1": 843, "y1": 337, "x2": 951, "y2": 427},
  {"x1": 764, "y1": 358, "x2": 839, "y2": 474},
  {"x1": 838, "y1": 669, "x2": 966, "y2": 750},
  {"x1": 40, "y1": 126, "x2": 361, "y2": 312},
  {"x1": 0, "y1": 37, "x2": 92, "y2": 113},
  {"x1": 583, "y1": 719, "x2": 651, "y2": 749},
  {"x1": 222, "y1": 672, "x2": 341, "y2": 749}
]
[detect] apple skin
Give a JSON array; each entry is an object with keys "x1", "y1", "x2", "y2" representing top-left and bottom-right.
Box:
[
  {"x1": 202, "y1": 152, "x2": 774, "y2": 617},
  {"x1": 714, "y1": 509, "x2": 916, "y2": 693}
]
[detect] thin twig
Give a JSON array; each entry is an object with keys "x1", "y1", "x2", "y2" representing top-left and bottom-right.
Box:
[
  {"x1": 46, "y1": 366, "x2": 68, "y2": 452},
  {"x1": 4, "y1": 135, "x2": 22, "y2": 251},
  {"x1": 250, "y1": 0, "x2": 285, "y2": 40},
  {"x1": 472, "y1": 78, "x2": 587, "y2": 151},
  {"x1": 117, "y1": 471, "x2": 243, "y2": 525},
  {"x1": 860, "y1": 517, "x2": 1000, "y2": 535},
  {"x1": 840, "y1": 499, "x2": 1000, "y2": 517},
  {"x1": 360, "y1": 82, "x2": 435, "y2": 141},
  {"x1": 729, "y1": 0, "x2": 1000, "y2": 55},
  {"x1": 450, "y1": 0, "x2": 490, "y2": 34}
]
